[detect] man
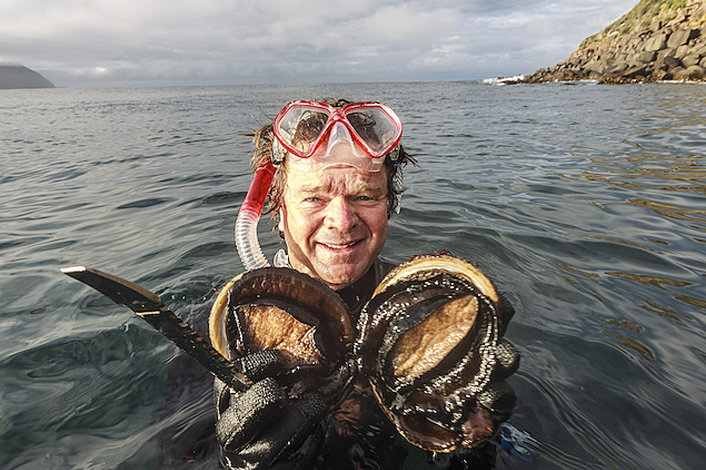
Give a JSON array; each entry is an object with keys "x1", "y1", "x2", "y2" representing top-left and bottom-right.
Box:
[
  {"x1": 214, "y1": 98, "x2": 516, "y2": 469},
  {"x1": 243, "y1": 98, "x2": 412, "y2": 314}
]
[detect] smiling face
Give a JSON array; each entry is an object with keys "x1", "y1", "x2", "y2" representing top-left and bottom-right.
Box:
[{"x1": 278, "y1": 163, "x2": 389, "y2": 290}]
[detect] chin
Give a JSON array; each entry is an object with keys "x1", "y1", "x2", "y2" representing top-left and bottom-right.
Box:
[{"x1": 320, "y1": 266, "x2": 366, "y2": 290}]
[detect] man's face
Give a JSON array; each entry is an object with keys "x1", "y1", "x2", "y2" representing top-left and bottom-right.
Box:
[{"x1": 278, "y1": 163, "x2": 389, "y2": 290}]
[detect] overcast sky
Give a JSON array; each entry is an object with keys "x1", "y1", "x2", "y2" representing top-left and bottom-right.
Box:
[{"x1": 1, "y1": 0, "x2": 638, "y2": 87}]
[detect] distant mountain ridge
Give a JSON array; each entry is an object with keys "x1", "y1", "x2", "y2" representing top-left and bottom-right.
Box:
[
  {"x1": 522, "y1": 0, "x2": 706, "y2": 83},
  {"x1": 0, "y1": 64, "x2": 55, "y2": 89}
]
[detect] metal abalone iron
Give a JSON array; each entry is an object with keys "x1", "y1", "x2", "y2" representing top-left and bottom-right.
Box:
[
  {"x1": 355, "y1": 253, "x2": 517, "y2": 453},
  {"x1": 209, "y1": 267, "x2": 356, "y2": 403}
]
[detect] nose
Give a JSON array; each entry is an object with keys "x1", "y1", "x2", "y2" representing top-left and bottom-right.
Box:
[
  {"x1": 325, "y1": 121, "x2": 355, "y2": 155},
  {"x1": 323, "y1": 196, "x2": 359, "y2": 232}
]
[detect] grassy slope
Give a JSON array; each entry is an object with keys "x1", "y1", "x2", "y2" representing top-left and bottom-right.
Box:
[{"x1": 580, "y1": 0, "x2": 690, "y2": 47}]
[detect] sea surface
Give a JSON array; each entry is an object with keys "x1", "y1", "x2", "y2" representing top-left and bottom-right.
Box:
[{"x1": 1, "y1": 81, "x2": 705, "y2": 469}]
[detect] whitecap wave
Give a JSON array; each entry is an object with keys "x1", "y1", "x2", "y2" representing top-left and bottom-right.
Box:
[{"x1": 481, "y1": 75, "x2": 525, "y2": 86}]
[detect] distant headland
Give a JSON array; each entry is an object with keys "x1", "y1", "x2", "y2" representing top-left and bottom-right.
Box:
[
  {"x1": 0, "y1": 64, "x2": 55, "y2": 89},
  {"x1": 519, "y1": 0, "x2": 706, "y2": 83}
]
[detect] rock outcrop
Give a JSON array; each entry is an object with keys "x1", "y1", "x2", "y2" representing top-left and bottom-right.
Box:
[
  {"x1": 0, "y1": 64, "x2": 55, "y2": 89},
  {"x1": 522, "y1": 0, "x2": 706, "y2": 83}
]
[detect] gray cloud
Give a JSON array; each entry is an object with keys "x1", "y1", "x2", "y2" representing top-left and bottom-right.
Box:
[{"x1": 0, "y1": 0, "x2": 637, "y2": 86}]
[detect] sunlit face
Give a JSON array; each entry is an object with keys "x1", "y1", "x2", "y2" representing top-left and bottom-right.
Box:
[{"x1": 278, "y1": 163, "x2": 389, "y2": 290}]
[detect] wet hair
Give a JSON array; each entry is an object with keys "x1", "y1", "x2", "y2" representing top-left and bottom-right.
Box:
[{"x1": 249, "y1": 97, "x2": 416, "y2": 220}]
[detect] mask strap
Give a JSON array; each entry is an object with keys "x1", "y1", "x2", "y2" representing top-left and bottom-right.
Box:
[
  {"x1": 387, "y1": 145, "x2": 400, "y2": 162},
  {"x1": 272, "y1": 138, "x2": 287, "y2": 165}
]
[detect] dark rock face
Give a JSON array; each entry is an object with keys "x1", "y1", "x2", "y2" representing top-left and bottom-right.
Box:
[
  {"x1": 522, "y1": 0, "x2": 706, "y2": 83},
  {"x1": 0, "y1": 65, "x2": 55, "y2": 89}
]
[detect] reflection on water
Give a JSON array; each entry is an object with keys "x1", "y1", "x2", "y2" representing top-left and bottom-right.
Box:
[
  {"x1": 604, "y1": 271, "x2": 692, "y2": 288},
  {"x1": 642, "y1": 298, "x2": 693, "y2": 328},
  {"x1": 630, "y1": 198, "x2": 706, "y2": 227},
  {"x1": 602, "y1": 330, "x2": 656, "y2": 363}
]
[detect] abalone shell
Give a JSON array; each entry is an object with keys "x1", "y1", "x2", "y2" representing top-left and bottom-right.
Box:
[
  {"x1": 356, "y1": 253, "x2": 512, "y2": 452},
  {"x1": 209, "y1": 267, "x2": 356, "y2": 403}
]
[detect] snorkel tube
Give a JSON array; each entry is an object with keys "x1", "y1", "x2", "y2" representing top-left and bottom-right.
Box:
[{"x1": 235, "y1": 161, "x2": 277, "y2": 270}]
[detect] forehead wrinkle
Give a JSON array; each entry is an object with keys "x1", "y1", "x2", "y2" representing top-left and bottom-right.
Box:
[{"x1": 288, "y1": 170, "x2": 386, "y2": 197}]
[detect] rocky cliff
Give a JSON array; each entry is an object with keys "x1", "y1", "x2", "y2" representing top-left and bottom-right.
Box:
[
  {"x1": 523, "y1": 0, "x2": 706, "y2": 83},
  {"x1": 0, "y1": 64, "x2": 55, "y2": 89}
]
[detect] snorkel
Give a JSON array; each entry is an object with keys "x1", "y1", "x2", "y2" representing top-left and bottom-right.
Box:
[{"x1": 234, "y1": 160, "x2": 277, "y2": 270}]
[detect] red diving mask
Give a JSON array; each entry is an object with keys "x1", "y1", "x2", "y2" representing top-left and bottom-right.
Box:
[{"x1": 272, "y1": 100, "x2": 403, "y2": 172}]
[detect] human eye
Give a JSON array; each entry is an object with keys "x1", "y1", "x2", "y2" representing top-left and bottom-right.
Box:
[
  {"x1": 300, "y1": 192, "x2": 328, "y2": 205},
  {"x1": 354, "y1": 193, "x2": 384, "y2": 206}
]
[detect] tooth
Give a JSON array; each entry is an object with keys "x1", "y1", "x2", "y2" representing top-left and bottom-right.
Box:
[{"x1": 325, "y1": 242, "x2": 354, "y2": 249}]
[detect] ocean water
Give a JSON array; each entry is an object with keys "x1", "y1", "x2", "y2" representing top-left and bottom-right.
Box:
[{"x1": 1, "y1": 81, "x2": 705, "y2": 469}]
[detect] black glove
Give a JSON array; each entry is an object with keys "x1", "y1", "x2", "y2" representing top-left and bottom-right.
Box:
[
  {"x1": 214, "y1": 350, "x2": 329, "y2": 470},
  {"x1": 477, "y1": 339, "x2": 519, "y2": 421},
  {"x1": 477, "y1": 294, "x2": 520, "y2": 423}
]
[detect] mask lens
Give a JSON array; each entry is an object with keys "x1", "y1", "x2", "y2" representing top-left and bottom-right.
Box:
[
  {"x1": 276, "y1": 107, "x2": 329, "y2": 155},
  {"x1": 345, "y1": 108, "x2": 400, "y2": 154}
]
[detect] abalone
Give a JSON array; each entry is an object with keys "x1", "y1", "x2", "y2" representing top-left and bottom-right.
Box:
[
  {"x1": 209, "y1": 267, "x2": 356, "y2": 403},
  {"x1": 356, "y1": 253, "x2": 515, "y2": 452}
]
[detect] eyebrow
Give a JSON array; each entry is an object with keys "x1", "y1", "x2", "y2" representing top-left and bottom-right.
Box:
[{"x1": 297, "y1": 183, "x2": 386, "y2": 195}]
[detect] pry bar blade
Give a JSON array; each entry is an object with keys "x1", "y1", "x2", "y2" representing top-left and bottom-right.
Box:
[{"x1": 61, "y1": 265, "x2": 251, "y2": 392}]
